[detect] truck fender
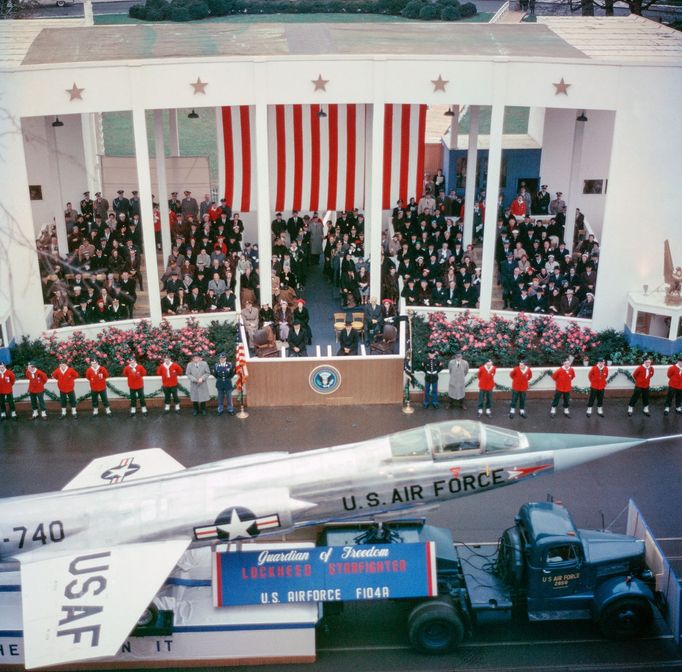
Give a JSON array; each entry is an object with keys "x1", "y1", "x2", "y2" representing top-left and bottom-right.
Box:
[{"x1": 593, "y1": 577, "x2": 655, "y2": 640}]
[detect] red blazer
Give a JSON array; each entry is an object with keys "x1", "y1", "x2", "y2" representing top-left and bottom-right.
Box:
[
  {"x1": 510, "y1": 365, "x2": 532, "y2": 392},
  {"x1": 123, "y1": 364, "x2": 147, "y2": 390},
  {"x1": 0, "y1": 368, "x2": 15, "y2": 394},
  {"x1": 52, "y1": 366, "x2": 78, "y2": 393},
  {"x1": 26, "y1": 368, "x2": 48, "y2": 394},
  {"x1": 633, "y1": 365, "x2": 654, "y2": 389},
  {"x1": 552, "y1": 366, "x2": 575, "y2": 393},
  {"x1": 588, "y1": 364, "x2": 609, "y2": 391},
  {"x1": 477, "y1": 365, "x2": 496, "y2": 392},
  {"x1": 667, "y1": 365, "x2": 682, "y2": 390},
  {"x1": 157, "y1": 362, "x2": 183, "y2": 387},
  {"x1": 86, "y1": 365, "x2": 109, "y2": 393}
]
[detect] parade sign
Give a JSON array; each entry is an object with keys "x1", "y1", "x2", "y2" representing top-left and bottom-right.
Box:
[{"x1": 213, "y1": 543, "x2": 438, "y2": 607}]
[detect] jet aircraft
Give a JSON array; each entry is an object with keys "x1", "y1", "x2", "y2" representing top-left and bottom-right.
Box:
[{"x1": 0, "y1": 420, "x2": 675, "y2": 668}]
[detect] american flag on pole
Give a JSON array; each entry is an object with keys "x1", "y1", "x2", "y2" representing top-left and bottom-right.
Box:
[
  {"x1": 235, "y1": 328, "x2": 249, "y2": 392},
  {"x1": 268, "y1": 103, "x2": 367, "y2": 212},
  {"x1": 382, "y1": 104, "x2": 428, "y2": 210}
]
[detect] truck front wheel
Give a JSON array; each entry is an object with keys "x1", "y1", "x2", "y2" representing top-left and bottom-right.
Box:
[
  {"x1": 599, "y1": 598, "x2": 653, "y2": 639},
  {"x1": 408, "y1": 599, "x2": 464, "y2": 654}
]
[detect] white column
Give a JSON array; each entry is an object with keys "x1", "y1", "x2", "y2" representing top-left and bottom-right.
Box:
[
  {"x1": 44, "y1": 118, "x2": 68, "y2": 257},
  {"x1": 478, "y1": 101, "x2": 505, "y2": 320},
  {"x1": 0, "y1": 116, "x2": 48, "y2": 337},
  {"x1": 154, "y1": 110, "x2": 172, "y2": 264},
  {"x1": 368, "y1": 60, "x2": 386, "y2": 302},
  {"x1": 168, "y1": 109, "x2": 180, "y2": 156},
  {"x1": 254, "y1": 99, "x2": 272, "y2": 306},
  {"x1": 462, "y1": 105, "x2": 480, "y2": 248},
  {"x1": 566, "y1": 113, "x2": 586, "y2": 251},
  {"x1": 131, "y1": 108, "x2": 162, "y2": 324},
  {"x1": 216, "y1": 107, "x2": 225, "y2": 204},
  {"x1": 81, "y1": 113, "x2": 102, "y2": 196}
]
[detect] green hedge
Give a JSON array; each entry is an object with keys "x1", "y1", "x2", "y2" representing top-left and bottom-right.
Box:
[{"x1": 129, "y1": 0, "x2": 478, "y2": 21}]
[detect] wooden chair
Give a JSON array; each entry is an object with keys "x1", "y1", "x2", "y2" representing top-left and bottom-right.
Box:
[
  {"x1": 352, "y1": 311, "x2": 366, "y2": 342},
  {"x1": 333, "y1": 312, "x2": 346, "y2": 341},
  {"x1": 370, "y1": 324, "x2": 398, "y2": 355},
  {"x1": 252, "y1": 325, "x2": 279, "y2": 358}
]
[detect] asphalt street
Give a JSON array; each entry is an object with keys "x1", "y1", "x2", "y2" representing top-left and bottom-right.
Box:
[{"x1": 1, "y1": 398, "x2": 682, "y2": 670}]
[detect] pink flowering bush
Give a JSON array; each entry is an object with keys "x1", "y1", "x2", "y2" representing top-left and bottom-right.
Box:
[
  {"x1": 36, "y1": 318, "x2": 224, "y2": 376},
  {"x1": 415, "y1": 312, "x2": 600, "y2": 368}
]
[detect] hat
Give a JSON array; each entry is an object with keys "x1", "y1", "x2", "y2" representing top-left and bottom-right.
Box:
[
  {"x1": 95, "y1": 192, "x2": 101, "y2": 197},
  {"x1": 345, "y1": 314, "x2": 353, "y2": 325},
  {"x1": 219, "y1": 352, "x2": 227, "y2": 358},
  {"x1": 427, "y1": 350, "x2": 436, "y2": 356},
  {"x1": 518, "y1": 357, "x2": 526, "y2": 364},
  {"x1": 455, "y1": 351, "x2": 463, "y2": 358},
  {"x1": 83, "y1": 191, "x2": 90, "y2": 196},
  {"x1": 184, "y1": 190, "x2": 191, "y2": 195},
  {"x1": 597, "y1": 357, "x2": 605, "y2": 362},
  {"x1": 296, "y1": 298, "x2": 305, "y2": 304},
  {"x1": 27, "y1": 361, "x2": 35, "y2": 368},
  {"x1": 382, "y1": 298, "x2": 394, "y2": 304},
  {"x1": 171, "y1": 191, "x2": 178, "y2": 196},
  {"x1": 132, "y1": 190, "x2": 138, "y2": 196},
  {"x1": 117, "y1": 189, "x2": 124, "y2": 194},
  {"x1": 556, "y1": 191, "x2": 563, "y2": 196},
  {"x1": 171, "y1": 270, "x2": 179, "y2": 276},
  {"x1": 541, "y1": 184, "x2": 548, "y2": 189}
]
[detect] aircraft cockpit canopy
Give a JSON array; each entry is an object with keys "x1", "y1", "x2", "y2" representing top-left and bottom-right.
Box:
[{"x1": 388, "y1": 421, "x2": 528, "y2": 460}]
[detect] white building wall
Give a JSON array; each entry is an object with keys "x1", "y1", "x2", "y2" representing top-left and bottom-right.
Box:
[
  {"x1": 538, "y1": 107, "x2": 576, "y2": 211},
  {"x1": 22, "y1": 114, "x2": 88, "y2": 237},
  {"x1": 591, "y1": 65, "x2": 682, "y2": 331}
]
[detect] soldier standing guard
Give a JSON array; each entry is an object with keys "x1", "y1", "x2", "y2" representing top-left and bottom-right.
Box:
[
  {"x1": 422, "y1": 350, "x2": 442, "y2": 409},
  {"x1": 213, "y1": 353, "x2": 235, "y2": 416}
]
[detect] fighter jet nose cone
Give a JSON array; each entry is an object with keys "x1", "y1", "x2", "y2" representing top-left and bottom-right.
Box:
[{"x1": 525, "y1": 433, "x2": 645, "y2": 472}]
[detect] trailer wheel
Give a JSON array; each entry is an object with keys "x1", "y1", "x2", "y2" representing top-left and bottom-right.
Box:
[
  {"x1": 408, "y1": 599, "x2": 464, "y2": 654},
  {"x1": 599, "y1": 598, "x2": 652, "y2": 640}
]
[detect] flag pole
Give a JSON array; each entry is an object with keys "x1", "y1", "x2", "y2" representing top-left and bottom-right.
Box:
[
  {"x1": 402, "y1": 309, "x2": 415, "y2": 414},
  {"x1": 236, "y1": 384, "x2": 249, "y2": 419},
  {"x1": 236, "y1": 319, "x2": 249, "y2": 419}
]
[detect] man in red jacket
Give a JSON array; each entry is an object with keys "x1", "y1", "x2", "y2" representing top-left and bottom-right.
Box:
[
  {"x1": 85, "y1": 358, "x2": 112, "y2": 416},
  {"x1": 628, "y1": 358, "x2": 654, "y2": 417},
  {"x1": 664, "y1": 356, "x2": 682, "y2": 416},
  {"x1": 550, "y1": 358, "x2": 575, "y2": 417},
  {"x1": 586, "y1": 356, "x2": 608, "y2": 418},
  {"x1": 123, "y1": 356, "x2": 147, "y2": 416},
  {"x1": 477, "y1": 359, "x2": 496, "y2": 417},
  {"x1": 0, "y1": 362, "x2": 17, "y2": 420},
  {"x1": 26, "y1": 362, "x2": 48, "y2": 420},
  {"x1": 52, "y1": 359, "x2": 79, "y2": 418},
  {"x1": 157, "y1": 355, "x2": 183, "y2": 414},
  {"x1": 509, "y1": 358, "x2": 532, "y2": 419}
]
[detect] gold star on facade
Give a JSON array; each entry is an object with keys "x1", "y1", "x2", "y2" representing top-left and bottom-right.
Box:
[
  {"x1": 431, "y1": 75, "x2": 448, "y2": 92},
  {"x1": 312, "y1": 75, "x2": 329, "y2": 92},
  {"x1": 66, "y1": 83, "x2": 84, "y2": 101},
  {"x1": 553, "y1": 77, "x2": 571, "y2": 95},
  {"x1": 191, "y1": 77, "x2": 208, "y2": 94}
]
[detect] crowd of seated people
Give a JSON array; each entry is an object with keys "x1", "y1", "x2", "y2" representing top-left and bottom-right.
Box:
[
  {"x1": 380, "y1": 183, "x2": 482, "y2": 309},
  {"x1": 495, "y1": 189, "x2": 600, "y2": 319},
  {"x1": 159, "y1": 191, "x2": 256, "y2": 317},
  {"x1": 37, "y1": 189, "x2": 145, "y2": 328}
]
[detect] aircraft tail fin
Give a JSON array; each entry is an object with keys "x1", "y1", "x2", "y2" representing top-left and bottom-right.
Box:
[{"x1": 62, "y1": 448, "x2": 185, "y2": 491}]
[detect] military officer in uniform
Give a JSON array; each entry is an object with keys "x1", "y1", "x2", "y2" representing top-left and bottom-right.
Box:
[
  {"x1": 80, "y1": 191, "x2": 94, "y2": 221},
  {"x1": 422, "y1": 350, "x2": 443, "y2": 409},
  {"x1": 113, "y1": 189, "x2": 130, "y2": 218},
  {"x1": 213, "y1": 352, "x2": 235, "y2": 416},
  {"x1": 168, "y1": 191, "x2": 182, "y2": 215}
]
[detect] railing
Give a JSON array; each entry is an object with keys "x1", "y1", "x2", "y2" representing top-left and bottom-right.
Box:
[{"x1": 489, "y1": 0, "x2": 511, "y2": 22}]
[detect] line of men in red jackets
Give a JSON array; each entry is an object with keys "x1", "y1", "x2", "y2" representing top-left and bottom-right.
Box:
[{"x1": 419, "y1": 355, "x2": 682, "y2": 419}]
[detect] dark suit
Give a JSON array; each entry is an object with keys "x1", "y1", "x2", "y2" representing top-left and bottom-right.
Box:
[
  {"x1": 337, "y1": 326, "x2": 359, "y2": 356},
  {"x1": 287, "y1": 327, "x2": 308, "y2": 357}
]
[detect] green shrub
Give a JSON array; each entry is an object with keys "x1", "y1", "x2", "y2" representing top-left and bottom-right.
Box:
[
  {"x1": 401, "y1": 0, "x2": 423, "y2": 17},
  {"x1": 8, "y1": 337, "x2": 53, "y2": 376},
  {"x1": 169, "y1": 4, "x2": 191, "y2": 19},
  {"x1": 460, "y1": 1, "x2": 477, "y2": 16},
  {"x1": 206, "y1": 0, "x2": 229, "y2": 14},
  {"x1": 147, "y1": 6, "x2": 168, "y2": 18},
  {"x1": 419, "y1": 3, "x2": 439, "y2": 17},
  {"x1": 187, "y1": 0, "x2": 210, "y2": 18},
  {"x1": 440, "y1": 3, "x2": 460, "y2": 19},
  {"x1": 376, "y1": 0, "x2": 405, "y2": 13},
  {"x1": 128, "y1": 4, "x2": 147, "y2": 18}
]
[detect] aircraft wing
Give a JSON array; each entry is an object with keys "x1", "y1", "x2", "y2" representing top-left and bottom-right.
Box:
[
  {"x1": 19, "y1": 538, "x2": 190, "y2": 669},
  {"x1": 62, "y1": 448, "x2": 185, "y2": 490}
]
